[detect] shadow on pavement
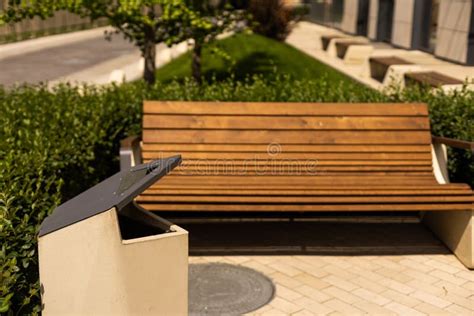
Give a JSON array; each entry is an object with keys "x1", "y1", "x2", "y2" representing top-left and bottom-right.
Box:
[{"x1": 166, "y1": 217, "x2": 449, "y2": 256}]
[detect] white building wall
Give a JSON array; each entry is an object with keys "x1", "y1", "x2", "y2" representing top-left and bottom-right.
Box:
[
  {"x1": 435, "y1": 0, "x2": 472, "y2": 63},
  {"x1": 368, "y1": 0, "x2": 379, "y2": 39},
  {"x1": 391, "y1": 0, "x2": 416, "y2": 48},
  {"x1": 341, "y1": 0, "x2": 360, "y2": 34}
]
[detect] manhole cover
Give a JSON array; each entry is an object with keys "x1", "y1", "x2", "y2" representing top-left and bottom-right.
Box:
[{"x1": 189, "y1": 263, "x2": 275, "y2": 315}]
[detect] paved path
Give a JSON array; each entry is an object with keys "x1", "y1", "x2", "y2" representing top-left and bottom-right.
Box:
[
  {"x1": 0, "y1": 32, "x2": 136, "y2": 87},
  {"x1": 285, "y1": 21, "x2": 474, "y2": 92},
  {"x1": 184, "y1": 219, "x2": 474, "y2": 315}
]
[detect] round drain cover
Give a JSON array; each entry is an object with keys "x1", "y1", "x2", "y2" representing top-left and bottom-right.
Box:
[{"x1": 189, "y1": 263, "x2": 275, "y2": 315}]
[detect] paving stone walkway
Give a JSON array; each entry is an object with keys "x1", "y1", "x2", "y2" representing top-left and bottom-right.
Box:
[
  {"x1": 182, "y1": 220, "x2": 474, "y2": 315},
  {"x1": 190, "y1": 253, "x2": 473, "y2": 315}
]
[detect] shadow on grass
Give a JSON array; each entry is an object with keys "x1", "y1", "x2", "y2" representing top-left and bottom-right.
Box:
[
  {"x1": 159, "y1": 51, "x2": 284, "y2": 84},
  {"x1": 202, "y1": 51, "x2": 281, "y2": 83}
]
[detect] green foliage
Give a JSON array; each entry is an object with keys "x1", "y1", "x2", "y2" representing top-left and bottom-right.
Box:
[
  {"x1": 248, "y1": 0, "x2": 292, "y2": 40},
  {"x1": 0, "y1": 0, "x2": 189, "y2": 45},
  {"x1": 0, "y1": 76, "x2": 472, "y2": 314},
  {"x1": 0, "y1": 83, "x2": 141, "y2": 314},
  {"x1": 180, "y1": 0, "x2": 247, "y2": 44},
  {"x1": 0, "y1": 1, "x2": 246, "y2": 83},
  {"x1": 385, "y1": 85, "x2": 474, "y2": 185}
]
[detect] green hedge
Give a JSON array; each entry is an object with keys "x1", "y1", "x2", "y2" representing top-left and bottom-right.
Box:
[
  {"x1": 388, "y1": 86, "x2": 474, "y2": 185},
  {"x1": 0, "y1": 84, "x2": 141, "y2": 314},
  {"x1": 0, "y1": 77, "x2": 472, "y2": 314}
]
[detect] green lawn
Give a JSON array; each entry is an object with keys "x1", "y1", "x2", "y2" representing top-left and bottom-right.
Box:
[{"x1": 156, "y1": 33, "x2": 354, "y2": 83}]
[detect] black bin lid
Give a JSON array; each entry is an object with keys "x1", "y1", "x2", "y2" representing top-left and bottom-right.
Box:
[{"x1": 39, "y1": 155, "x2": 181, "y2": 237}]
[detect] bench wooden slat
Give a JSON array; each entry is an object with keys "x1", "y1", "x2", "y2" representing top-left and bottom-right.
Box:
[
  {"x1": 142, "y1": 151, "x2": 432, "y2": 160},
  {"x1": 149, "y1": 183, "x2": 471, "y2": 190},
  {"x1": 157, "y1": 180, "x2": 438, "y2": 186},
  {"x1": 155, "y1": 176, "x2": 438, "y2": 186},
  {"x1": 143, "y1": 115, "x2": 430, "y2": 130},
  {"x1": 145, "y1": 159, "x2": 433, "y2": 166},
  {"x1": 171, "y1": 173, "x2": 435, "y2": 178},
  {"x1": 172, "y1": 165, "x2": 434, "y2": 171},
  {"x1": 139, "y1": 203, "x2": 473, "y2": 212},
  {"x1": 144, "y1": 102, "x2": 429, "y2": 116},
  {"x1": 142, "y1": 144, "x2": 432, "y2": 153},
  {"x1": 369, "y1": 56, "x2": 413, "y2": 66},
  {"x1": 137, "y1": 195, "x2": 474, "y2": 203},
  {"x1": 142, "y1": 188, "x2": 471, "y2": 196},
  {"x1": 143, "y1": 130, "x2": 432, "y2": 145},
  {"x1": 405, "y1": 71, "x2": 463, "y2": 87}
]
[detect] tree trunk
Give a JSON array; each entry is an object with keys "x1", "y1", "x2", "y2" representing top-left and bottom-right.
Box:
[
  {"x1": 192, "y1": 41, "x2": 202, "y2": 85},
  {"x1": 143, "y1": 35, "x2": 156, "y2": 85}
]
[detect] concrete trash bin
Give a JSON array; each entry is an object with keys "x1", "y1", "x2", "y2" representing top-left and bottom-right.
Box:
[{"x1": 38, "y1": 156, "x2": 188, "y2": 316}]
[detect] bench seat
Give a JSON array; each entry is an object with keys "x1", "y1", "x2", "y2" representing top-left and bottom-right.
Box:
[
  {"x1": 369, "y1": 56, "x2": 413, "y2": 82},
  {"x1": 321, "y1": 35, "x2": 344, "y2": 51},
  {"x1": 138, "y1": 182, "x2": 472, "y2": 212},
  {"x1": 335, "y1": 41, "x2": 369, "y2": 59},
  {"x1": 126, "y1": 101, "x2": 472, "y2": 213},
  {"x1": 405, "y1": 71, "x2": 463, "y2": 87}
]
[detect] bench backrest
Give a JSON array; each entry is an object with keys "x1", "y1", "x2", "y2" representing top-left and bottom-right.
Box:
[{"x1": 142, "y1": 101, "x2": 433, "y2": 176}]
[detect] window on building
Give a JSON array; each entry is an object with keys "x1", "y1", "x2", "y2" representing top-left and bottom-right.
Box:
[
  {"x1": 307, "y1": 0, "x2": 345, "y2": 29},
  {"x1": 420, "y1": 0, "x2": 440, "y2": 52},
  {"x1": 356, "y1": 0, "x2": 369, "y2": 36},
  {"x1": 376, "y1": 0, "x2": 394, "y2": 42}
]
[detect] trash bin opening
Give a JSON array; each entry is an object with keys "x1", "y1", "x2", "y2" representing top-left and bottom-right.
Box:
[
  {"x1": 117, "y1": 214, "x2": 168, "y2": 240},
  {"x1": 117, "y1": 203, "x2": 174, "y2": 240}
]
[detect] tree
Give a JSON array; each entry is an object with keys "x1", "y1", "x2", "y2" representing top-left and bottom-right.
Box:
[
  {"x1": 179, "y1": 0, "x2": 247, "y2": 84},
  {"x1": 248, "y1": 0, "x2": 292, "y2": 41},
  {"x1": 0, "y1": 1, "x2": 217, "y2": 85}
]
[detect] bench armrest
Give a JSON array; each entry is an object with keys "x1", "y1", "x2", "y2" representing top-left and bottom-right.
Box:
[
  {"x1": 432, "y1": 136, "x2": 474, "y2": 152},
  {"x1": 120, "y1": 135, "x2": 142, "y2": 170}
]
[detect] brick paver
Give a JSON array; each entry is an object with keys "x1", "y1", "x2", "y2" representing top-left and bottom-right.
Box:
[
  {"x1": 181, "y1": 218, "x2": 473, "y2": 315},
  {"x1": 189, "y1": 253, "x2": 473, "y2": 315}
]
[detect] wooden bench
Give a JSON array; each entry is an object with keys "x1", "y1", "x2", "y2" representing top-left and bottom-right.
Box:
[
  {"x1": 332, "y1": 41, "x2": 374, "y2": 64},
  {"x1": 335, "y1": 41, "x2": 370, "y2": 59},
  {"x1": 369, "y1": 56, "x2": 413, "y2": 82},
  {"x1": 321, "y1": 35, "x2": 343, "y2": 51},
  {"x1": 121, "y1": 101, "x2": 472, "y2": 214},
  {"x1": 405, "y1": 71, "x2": 463, "y2": 88}
]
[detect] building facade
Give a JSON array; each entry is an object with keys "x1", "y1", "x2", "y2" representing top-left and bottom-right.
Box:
[{"x1": 307, "y1": 0, "x2": 474, "y2": 65}]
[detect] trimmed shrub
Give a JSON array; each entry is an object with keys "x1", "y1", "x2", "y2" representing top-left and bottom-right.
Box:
[
  {"x1": 386, "y1": 85, "x2": 474, "y2": 185},
  {"x1": 0, "y1": 83, "x2": 141, "y2": 314},
  {"x1": 0, "y1": 76, "x2": 472, "y2": 314}
]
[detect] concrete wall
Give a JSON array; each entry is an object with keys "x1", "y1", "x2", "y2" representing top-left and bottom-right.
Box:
[
  {"x1": 423, "y1": 210, "x2": 474, "y2": 269},
  {"x1": 368, "y1": 0, "x2": 415, "y2": 46},
  {"x1": 39, "y1": 208, "x2": 189, "y2": 315},
  {"x1": 435, "y1": 0, "x2": 472, "y2": 64},
  {"x1": 391, "y1": 0, "x2": 416, "y2": 48},
  {"x1": 368, "y1": 0, "x2": 379, "y2": 39},
  {"x1": 341, "y1": 0, "x2": 360, "y2": 34}
]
